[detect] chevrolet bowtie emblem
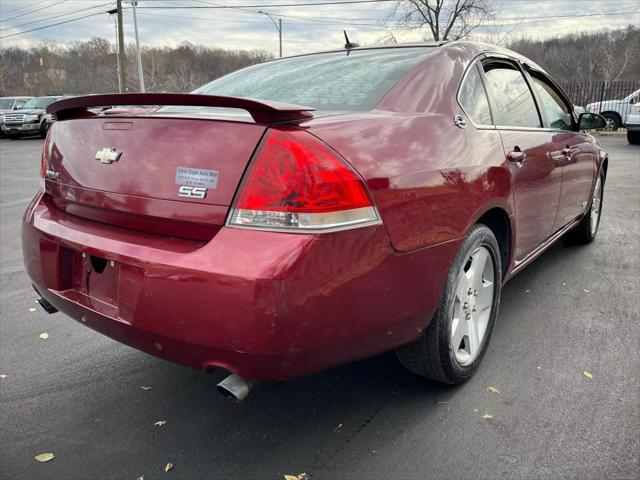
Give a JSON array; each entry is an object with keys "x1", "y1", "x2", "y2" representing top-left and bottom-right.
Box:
[{"x1": 95, "y1": 147, "x2": 122, "y2": 164}]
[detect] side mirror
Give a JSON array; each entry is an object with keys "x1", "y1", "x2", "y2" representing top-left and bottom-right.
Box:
[{"x1": 578, "y1": 112, "x2": 606, "y2": 130}]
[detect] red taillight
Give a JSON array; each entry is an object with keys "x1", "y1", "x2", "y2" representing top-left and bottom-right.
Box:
[
  {"x1": 40, "y1": 134, "x2": 49, "y2": 179},
  {"x1": 228, "y1": 128, "x2": 380, "y2": 231}
]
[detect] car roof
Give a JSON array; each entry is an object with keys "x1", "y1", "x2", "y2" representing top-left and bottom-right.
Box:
[{"x1": 261, "y1": 40, "x2": 547, "y2": 76}]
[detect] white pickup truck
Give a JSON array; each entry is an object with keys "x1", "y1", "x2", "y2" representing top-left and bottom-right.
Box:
[
  {"x1": 586, "y1": 88, "x2": 640, "y2": 131},
  {"x1": 625, "y1": 103, "x2": 640, "y2": 145}
]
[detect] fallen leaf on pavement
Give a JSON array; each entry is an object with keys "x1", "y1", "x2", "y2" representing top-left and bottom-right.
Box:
[
  {"x1": 525, "y1": 290, "x2": 530, "y2": 293},
  {"x1": 482, "y1": 414, "x2": 493, "y2": 421},
  {"x1": 487, "y1": 386, "x2": 500, "y2": 394},
  {"x1": 29, "y1": 307, "x2": 37, "y2": 312},
  {"x1": 137, "y1": 476, "x2": 144, "y2": 480},
  {"x1": 583, "y1": 289, "x2": 590, "y2": 293},
  {"x1": 165, "y1": 462, "x2": 174, "y2": 472},
  {"x1": 0, "y1": 374, "x2": 7, "y2": 379},
  {"x1": 284, "y1": 474, "x2": 308, "y2": 480},
  {"x1": 39, "y1": 333, "x2": 49, "y2": 340},
  {"x1": 562, "y1": 282, "x2": 567, "y2": 287},
  {"x1": 583, "y1": 370, "x2": 593, "y2": 379},
  {"x1": 333, "y1": 423, "x2": 342, "y2": 432},
  {"x1": 140, "y1": 386, "x2": 152, "y2": 390},
  {"x1": 34, "y1": 452, "x2": 55, "y2": 462},
  {"x1": 473, "y1": 408, "x2": 479, "y2": 413},
  {"x1": 154, "y1": 421, "x2": 167, "y2": 427}
]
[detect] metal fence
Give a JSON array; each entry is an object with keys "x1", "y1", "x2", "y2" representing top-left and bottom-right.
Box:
[{"x1": 558, "y1": 80, "x2": 640, "y2": 129}]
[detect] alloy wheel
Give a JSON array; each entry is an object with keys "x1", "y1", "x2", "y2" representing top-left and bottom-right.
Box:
[
  {"x1": 450, "y1": 245, "x2": 495, "y2": 366},
  {"x1": 590, "y1": 176, "x2": 603, "y2": 235}
]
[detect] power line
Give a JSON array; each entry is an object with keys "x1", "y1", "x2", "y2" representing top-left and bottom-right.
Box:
[
  {"x1": 137, "y1": 0, "x2": 395, "y2": 9},
  {"x1": 0, "y1": 0, "x2": 68, "y2": 23},
  {"x1": 0, "y1": 2, "x2": 113, "y2": 32},
  {"x1": 0, "y1": 11, "x2": 107, "y2": 39}
]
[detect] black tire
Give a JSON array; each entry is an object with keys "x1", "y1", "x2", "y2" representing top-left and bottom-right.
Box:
[
  {"x1": 628, "y1": 130, "x2": 640, "y2": 145},
  {"x1": 567, "y1": 170, "x2": 604, "y2": 244},
  {"x1": 602, "y1": 113, "x2": 621, "y2": 131},
  {"x1": 396, "y1": 224, "x2": 502, "y2": 384},
  {"x1": 39, "y1": 122, "x2": 48, "y2": 139}
]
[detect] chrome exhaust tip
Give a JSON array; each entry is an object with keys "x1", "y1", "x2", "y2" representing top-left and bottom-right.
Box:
[{"x1": 216, "y1": 374, "x2": 252, "y2": 403}]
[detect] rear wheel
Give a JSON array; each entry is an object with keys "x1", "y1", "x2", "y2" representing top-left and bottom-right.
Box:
[
  {"x1": 567, "y1": 170, "x2": 604, "y2": 244},
  {"x1": 396, "y1": 224, "x2": 502, "y2": 384},
  {"x1": 602, "y1": 113, "x2": 620, "y2": 131},
  {"x1": 628, "y1": 130, "x2": 640, "y2": 145},
  {"x1": 40, "y1": 122, "x2": 48, "y2": 139}
]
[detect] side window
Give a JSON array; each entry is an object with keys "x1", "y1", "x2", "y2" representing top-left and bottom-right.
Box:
[
  {"x1": 15, "y1": 100, "x2": 26, "y2": 109},
  {"x1": 482, "y1": 62, "x2": 541, "y2": 128},
  {"x1": 459, "y1": 64, "x2": 492, "y2": 125},
  {"x1": 531, "y1": 76, "x2": 574, "y2": 131}
]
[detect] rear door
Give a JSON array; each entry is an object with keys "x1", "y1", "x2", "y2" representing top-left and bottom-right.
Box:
[
  {"x1": 527, "y1": 73, "x2": 596, "y2": 230},
  {"x1": 481, "y1": 58, "x2": 562, "y2": 262}
]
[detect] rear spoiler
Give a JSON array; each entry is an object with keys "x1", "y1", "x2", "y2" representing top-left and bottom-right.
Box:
[{"x1": 47, "y1": 93, "x2": 315, "y2": 124}]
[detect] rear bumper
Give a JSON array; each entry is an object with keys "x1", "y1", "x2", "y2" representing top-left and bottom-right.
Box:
[{"x1": 23, "y1": 192, "x2": 458, "y2": 381}]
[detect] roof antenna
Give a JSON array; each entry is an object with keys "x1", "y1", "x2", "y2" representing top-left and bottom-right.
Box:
[{"x1": 344, "y1": 30, "x2": 360, "y2": 50}]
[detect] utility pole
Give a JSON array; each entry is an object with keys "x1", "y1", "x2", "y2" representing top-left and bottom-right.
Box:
[
  {"x1": 258, "y1": 11, "x2": 282, "y2": 58},
  {"x1": 116, "y1": 0, "x2": 126, "y2": 92},
  {"x1": 278, "y1": 18, "x2": 282, "y2": 58},
  {"x1": 108, "y1": 9, "x2": 122, "y2": 93},
  {"x1": 131, "y1": 0, "x2": 145, "y2": 92}
]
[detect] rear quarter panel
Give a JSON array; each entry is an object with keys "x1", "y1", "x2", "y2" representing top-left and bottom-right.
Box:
[{"x1": 306, "y1": 45, "x2": 513, "y2": 254}]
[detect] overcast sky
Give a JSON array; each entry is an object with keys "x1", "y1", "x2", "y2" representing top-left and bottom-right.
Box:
[{"x1": 1, "y1": 0, "x2": 638, "y2": 56}]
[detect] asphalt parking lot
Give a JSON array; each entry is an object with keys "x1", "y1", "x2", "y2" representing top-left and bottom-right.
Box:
[{"x1": 1, "y1": 135, "x2": 638, "y2": 480}]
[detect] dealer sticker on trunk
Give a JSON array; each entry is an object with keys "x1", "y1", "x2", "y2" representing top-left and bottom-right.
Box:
[{"x1": 175, "y1": 167, "x2": 219, "y2": 189}]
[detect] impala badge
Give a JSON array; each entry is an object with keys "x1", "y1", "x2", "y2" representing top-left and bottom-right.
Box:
[{"x1": 95, "y1": 147, "x2": 122, "y2": 164}]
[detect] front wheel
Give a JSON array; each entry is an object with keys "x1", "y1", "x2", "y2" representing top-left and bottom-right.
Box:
[
  {"x1": 602, "y1": 113, "x2": 620, "y2": 131},
  {"x1": 567, "y1": 171, "x2": 604, "y2": 244},
  {"x1": 396, "y1": 224, "x2": 502, "y2": 384}
]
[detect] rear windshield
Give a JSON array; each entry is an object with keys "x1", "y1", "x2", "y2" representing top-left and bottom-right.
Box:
[{"x1": 194, "y1": 47, "x2": 432, "y2": 111}]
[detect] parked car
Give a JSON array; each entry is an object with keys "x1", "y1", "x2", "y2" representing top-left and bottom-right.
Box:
[
  {"x1": 23, "y1": 42, "x2": 608, "y2": 401},
  {"x1": 625, "y1": 103, "x2": 640, "y2": 145},
  {"x1": 0, "y1": 96, "x2": 34, "y2": 138},
  {"x1": 1, "y1": 95, "x2": 63, "y2": 139},
  {"x1": 586, "y1": 88, "x2": 640, "y2": 131}
]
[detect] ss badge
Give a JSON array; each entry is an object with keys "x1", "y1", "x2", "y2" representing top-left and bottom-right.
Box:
[{"x1": 178, "y1": 186, "x2": 207, "y2": 199}]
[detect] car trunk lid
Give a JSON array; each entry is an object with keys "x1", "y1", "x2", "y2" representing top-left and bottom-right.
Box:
[{"x1": 43, "y1": 94, "x2": 314, "y2": 241}]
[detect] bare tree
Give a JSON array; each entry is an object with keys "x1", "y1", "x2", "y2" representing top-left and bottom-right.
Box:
[{"x1": 392, "y1": 0, "x2": 495, "y2": 41}]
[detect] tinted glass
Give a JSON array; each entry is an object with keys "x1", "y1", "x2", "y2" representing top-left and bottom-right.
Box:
[
  {"x1": 0, "y1": 98, "x2": 13, "y2": 109},
  {"x1": 531, "y1": 77, "x2": 573, "y2": 130},
  {"x1": 195, "y1": 48, "x2": 432, "y2": 111},
  {"x1": 459, "y1": 65, "x2": 492, "y2": 125},
  {"x1": 483, "y1": 64, "x2": 541, "y2": 128}
]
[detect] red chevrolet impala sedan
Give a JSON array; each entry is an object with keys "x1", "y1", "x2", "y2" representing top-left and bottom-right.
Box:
[{"x1": 23, "y1": 41, "x2": 607, "y2": 401}]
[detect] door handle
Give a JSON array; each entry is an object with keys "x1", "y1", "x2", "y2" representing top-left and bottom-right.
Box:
[{"x1": 507, "y1": 150, "x2": 526, "y2": 164}]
